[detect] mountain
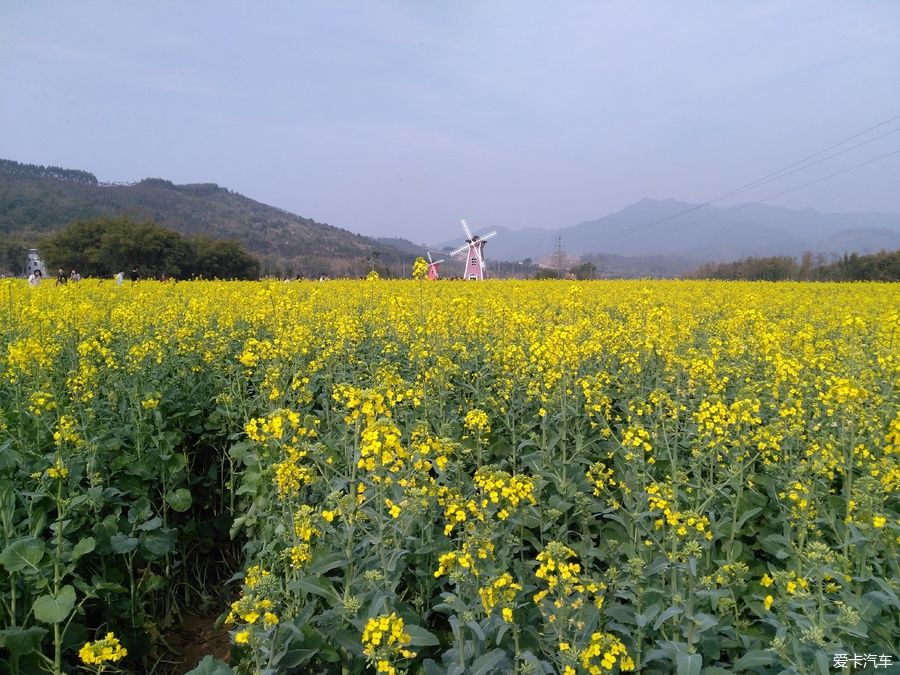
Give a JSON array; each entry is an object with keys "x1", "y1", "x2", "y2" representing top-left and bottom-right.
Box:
[
  {"x1": 0, "y1": 158, "x2": 413, "y2": 276},
  {"x1": 814, "y1": 227, "x2": 900, "y2": 255},
  {"x1": 435, "y1": 225, "x2": 554, "y2": 262},
  {"x1": 374, "y1": 237, "x2": 429, "y2": 256},
  {"x1": 444, "y1": 198, "x2": 900, "y2": 264}
]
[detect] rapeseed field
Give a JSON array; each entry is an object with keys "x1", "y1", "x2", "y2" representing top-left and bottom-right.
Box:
[{"x1": 0, "y1": 278, "x2": 897, "y2": 674}]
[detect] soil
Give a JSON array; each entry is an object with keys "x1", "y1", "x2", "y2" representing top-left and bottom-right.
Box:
[{"x1": 163, "y1": 612, "x2": 231, "y2": 674}]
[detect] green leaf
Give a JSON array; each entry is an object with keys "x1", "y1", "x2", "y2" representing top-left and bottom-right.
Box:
[
  {"x1": 0, "y1": 626, "x2": 48, "y2": 655},
  {"x1": 405, "y1": 624, "x2": 440, "y2": 647},
  {"x1": 733, "y1": 649, "x2": 776, "y2": 669},
  {"x1": 137, "y1": 516, "x2": 163, "y2": 531},
  {"x1": 471, "y1": 648, "x2": 508, "y2": 675},
  {"x1": 141, "y1": 529, "x2": 176, "y2": 557},
  {"x1": 736, "y1": 507, "x2": 762, "y2": 529},
  {"x1": 141, "y1": 574, "x2": 167, "y2": 592},
  {"x1": 184, "y1": 655, "x2": 235, "y2": 675},
  {"x1": 0, "y1": 537, "x2": 45, "y2": 574},
  {"x1": 109, "y1": 534, "x2": 139, "y2": 554},
  {"x1": 33, "y1": 585, "x2": 76, "y2": 624},
  {"x1": 466, "y1": 620, "x2": 485, "y2": 641},
  {"x1": 676, "y1": 652, "x2": 702, "y2": 675},
  {"x1": 422, "y1": 659, "x2": 446, "y2": 675},
  {"x1": 654, "y1": 605, "x2": 683, "y2": 629},
  {"x1": 307, "y1": 552, "x2": 348, "y2": 575},
  {"x1": 635, "y1": 602, "x2": 661, "y2": 628},
  {"x1": 814, "y1": 650, "x2": 830, "y2": 674},
  {"x1": 166, "y1": 488, "x2": 193, "y2": 512},
  {"x1": 72, "y1": 537, "x2": 96, "y2": 561},
  {"x1": 292, "y1": 577, "x2": 339, "y2": 604}
]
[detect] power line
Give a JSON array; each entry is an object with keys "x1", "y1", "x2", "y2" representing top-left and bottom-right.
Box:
[
  {"x1": 711, "y1": 126, "x2": 899, "y2": 202},
  {"x1": 714, "y1": 113, "x2": 900, "y2": 200},
  {"x1": 621, "y1": 112, "x2": 900, "y2": 231},
  {"x1": 604, "y1": 148, "x2": 900, "y2": 243}
]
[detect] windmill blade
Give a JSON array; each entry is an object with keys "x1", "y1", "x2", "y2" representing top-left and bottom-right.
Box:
[
  {"x1": 433, "y1": 259, "x2": 445, "y2": 264},
  {"x1": 448, "y1": 243, "x2": 469, "y2": 257},
  {"x1": 460, "y1": 219, "x2": 474, "y2": 241},
  {"x1": 427, "y1": 251, "x2": 434, "y2": 264},
  {"x1": 479, "y1": 231, "x2": 498, "y2": 242}
]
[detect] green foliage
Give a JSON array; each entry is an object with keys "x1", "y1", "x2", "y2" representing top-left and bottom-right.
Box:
[
  {"x1": 817, "y1": 250, "x2": 900, "y2": 281},
  {"x1": 0, "y1": 239, "x2": 26, "y2": 276},
  {"x1": 40, "y1": 216, "x2": 260, "y2": 279},
  {"x1": 0, "y1": 158, "x2": 97, "y2": 185},
  {"x1": 193, "y1": 236, "x2": 261, "y2": 280},
  {"x1": 0, "y1": 158, "x2": 413, "y2": 276},
  {"x1": 532, "y1": 268, "x2": 559, "y2": 279},
  {"x1": 570, "y1": 261, "x2": 598, "y2": 280},
  {"x1": 693, "y1": 255, "x2": 800, "y2": 281},
  {"x1": 2, "y1": 274, "x2": 896, "y2": 672},
  {"x1": 694, "y1": 250, "x2": 900, "y2": 281}
]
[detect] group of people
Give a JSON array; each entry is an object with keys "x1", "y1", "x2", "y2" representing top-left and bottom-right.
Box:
[
  {"x1": 28, "y1": 268, "x2": 81, "y2": 286},
  {"x1": 27, "y1": 267, "x2": 139, "y2": 286}
]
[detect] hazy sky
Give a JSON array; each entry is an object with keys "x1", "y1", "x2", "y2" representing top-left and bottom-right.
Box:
[{"x1": 2, "y1": 1, "x2": 899, "y2": 242}]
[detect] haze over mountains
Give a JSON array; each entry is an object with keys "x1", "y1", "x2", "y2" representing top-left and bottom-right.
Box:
[
  {"x1": 3, "y1": 157, "x2": 899, "y2": 278},
  {"x1": 437, "y1": 198, "x2": 900, "y2": 263},
  {"x1": 0, "y1": 158, "x2": 418, "y2": 276}
]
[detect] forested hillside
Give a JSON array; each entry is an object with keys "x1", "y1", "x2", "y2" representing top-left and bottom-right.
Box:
[{"x1": 0, "y1": 158, "x2": 416, "y2": 276}]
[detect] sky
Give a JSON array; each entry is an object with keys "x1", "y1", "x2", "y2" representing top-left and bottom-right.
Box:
[{"x1": 1, "y1": 1, "x2": 899, "y2": 242}]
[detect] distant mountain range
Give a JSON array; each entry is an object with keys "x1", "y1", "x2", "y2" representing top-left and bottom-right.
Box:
[
  {"x1": 0, "y1": 158, "x2": 417, "y2": 276},
  {"x1": 4, "y1": 157, "x2": 898, "y2": 278},
  {"x1": 437, "y1": 198, "x2": 900, "y2": 264}
]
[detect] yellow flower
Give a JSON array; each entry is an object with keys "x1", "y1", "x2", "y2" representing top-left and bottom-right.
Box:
[
  {"x1": 464, "y1": 409, "x2": 490, "y2": 434},
  {"x1": 235, "y1": 628, "x2": 251, "y2": 644},
  {"x1": 412, "y1": 257, "x2": 429, "y2": 280},
  {"x1": 79, "y1": 633, "x2": 127, "y2": 665},
  {"x1": 764, "y1": 595, "x2": 774, "y2": 610},
  {"x1": 47, "y1": 458, "x2": 69, "y2": 480},
  {"x1": 873, "y1": 515, "x2": 887, "y2": 528}
]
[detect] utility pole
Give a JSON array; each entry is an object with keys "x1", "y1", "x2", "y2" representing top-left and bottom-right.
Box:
[{"x1": 556, "y1": 235, "x2": 563, "y2": 279}]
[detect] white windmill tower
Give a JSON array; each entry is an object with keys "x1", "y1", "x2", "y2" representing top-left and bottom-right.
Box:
[
  {"x1": 426, "y1": 252, "x2": 445, "y2": 280},
  {"x1": 448, "y1": 219, "x2": 497, "y2": 280}
]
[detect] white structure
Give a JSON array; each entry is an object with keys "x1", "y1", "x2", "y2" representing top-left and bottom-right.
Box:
[{"x1": 24, "y1": 249, "x2": 47, "y2": 278}]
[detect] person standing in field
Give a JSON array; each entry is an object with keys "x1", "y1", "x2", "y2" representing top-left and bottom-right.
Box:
[
  {"x1": 56, "y1": 268, "x2": 67, "y2": 285},
  {"x1": 115, "y1": 271, "x2": 124, "y2": 286},
  {"x1": 130, "y1": 267, "x2": 138, "y2": 283},
  {"x1": 28, "y1": 269, "x2": 42, "y2": 286}
]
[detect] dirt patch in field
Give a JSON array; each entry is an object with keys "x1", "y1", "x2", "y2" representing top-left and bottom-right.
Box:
[{"x1": 164, "y1": 612, "x2": 231, "y2": 673}]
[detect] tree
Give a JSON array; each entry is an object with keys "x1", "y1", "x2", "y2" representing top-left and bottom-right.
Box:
[
  {"x1": 193, "y1": 236, "x2": 260, "y2": 279},
  {"x1": 571, "y1": 261, "x2": 598, "y2": 280},
  {"x1": 0, "y1": 239, "x2": 26, "y2": 276},
  {"x1": 41, "y1": 216, "x2": 260, "y2": 279}
]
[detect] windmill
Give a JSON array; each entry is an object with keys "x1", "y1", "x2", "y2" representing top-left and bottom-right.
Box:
[
  {"x1": 426, "y1": 252, "x2": 445, "y2": 280},
  {"x1": 448, "y1": 219, "x2": 497, "y2": 280}
]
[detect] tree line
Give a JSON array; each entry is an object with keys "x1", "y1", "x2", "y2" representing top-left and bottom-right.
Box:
[
  {"x1": 692, "y1": 250, "x2": 900, "y2": 282},
  {"x1": 0, "y1": 158, "x2": 98, "y2": 184},
  {"x1": 39, "y1": 216, "x2": 260, "y2": 280}
]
